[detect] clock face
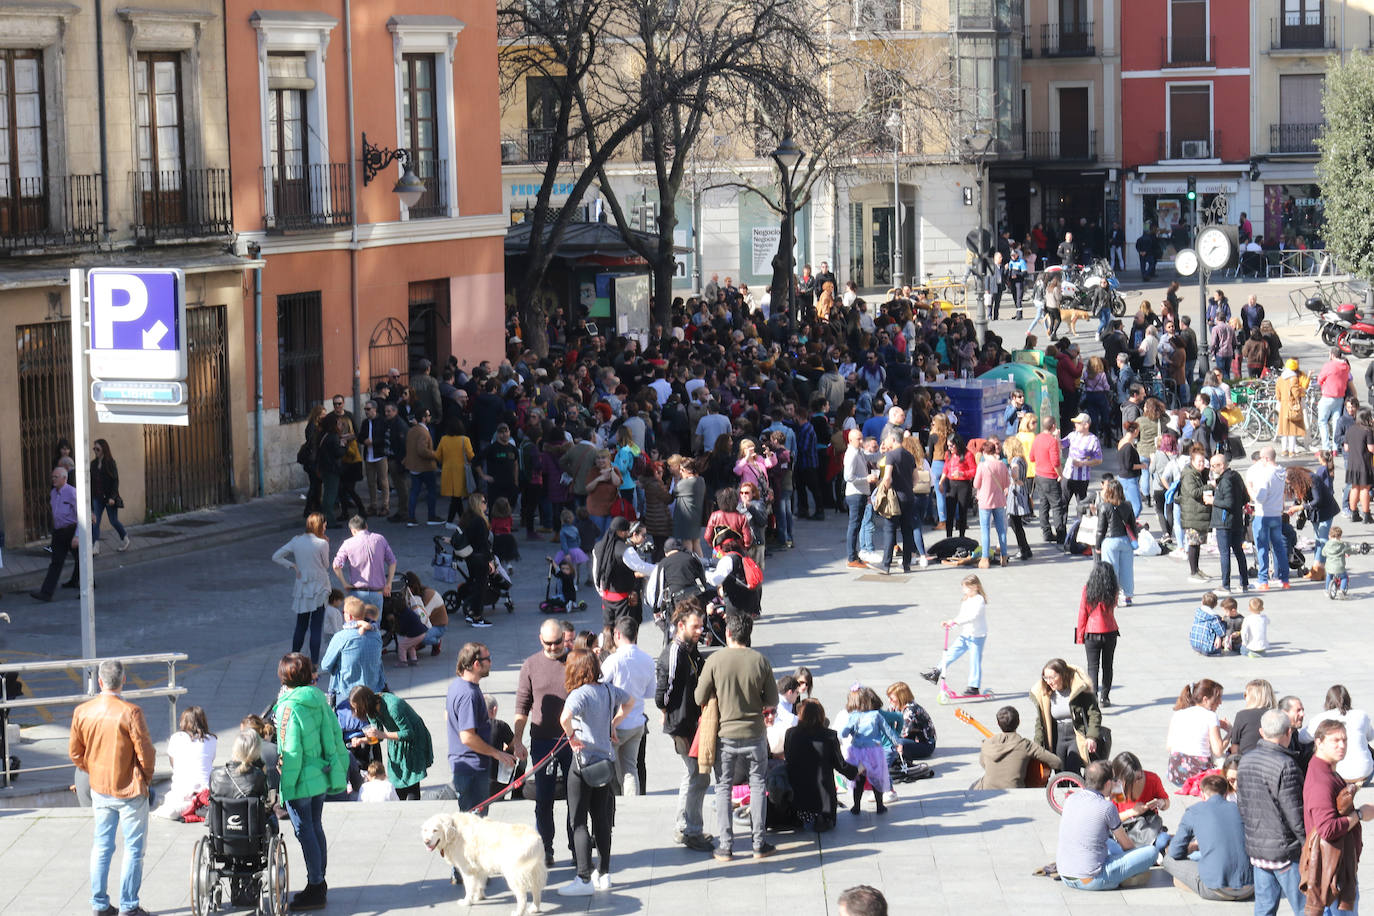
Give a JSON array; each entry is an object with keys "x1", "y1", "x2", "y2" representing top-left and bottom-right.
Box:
[
  {"x1": 1175, "y1": 248, "x2": 1199, "y2": 277},
  {"x1": 1197, "y1": 227, "x2": 1231, "y2": 270}
]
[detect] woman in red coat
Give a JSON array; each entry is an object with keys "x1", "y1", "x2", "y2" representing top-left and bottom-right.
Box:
[{"x1": 1075, "y1": 562, "x2": 1121, "y2": 708}]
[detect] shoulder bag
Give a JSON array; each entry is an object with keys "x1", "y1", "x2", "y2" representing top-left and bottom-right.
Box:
[
  {"x1": 573, "y1": 686, "x2": 618, "y2": 789},
  {"x1": 871, "y1": 482, "x2": 901, "y2": 520}
]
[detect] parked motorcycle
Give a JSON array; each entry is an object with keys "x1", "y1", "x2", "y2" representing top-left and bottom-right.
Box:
[
  {"x1": 1033, "y1": 260, "x2": 1126, "y2": 319},
  {"x1": 1306, "y1": 296, "x2": 1374, "y2": 357}
]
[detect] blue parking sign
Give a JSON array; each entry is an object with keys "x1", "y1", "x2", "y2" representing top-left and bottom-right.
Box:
[{"x1": 87, "y1": 268, "x2": 187, "y2": 381}]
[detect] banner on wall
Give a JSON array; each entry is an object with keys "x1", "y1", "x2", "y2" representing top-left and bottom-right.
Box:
[{"x1": 752, "y1": 226, "x2": 781, "y2": 275}]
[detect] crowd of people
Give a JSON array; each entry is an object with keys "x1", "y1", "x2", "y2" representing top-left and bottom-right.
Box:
[{"x1": 53, "y1": 259, "x2": 1374, "y2": 916}]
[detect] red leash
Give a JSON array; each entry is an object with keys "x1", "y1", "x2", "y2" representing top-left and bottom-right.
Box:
[{"x1": 466, "y1": 735, "x2": 570, "y2": 814}]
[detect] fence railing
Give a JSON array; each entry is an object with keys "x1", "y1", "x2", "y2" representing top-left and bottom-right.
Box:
[
  {"x1": 1270, "y1": 15, "x2": 1334, "y2": 50},
  {"x1": 1159, "y1": 130, "x2": 1221, "y2": 160},
  {"x1": 131, "y1": 167, "x2": 232, "y2": 241},
  {"x1": 1163, "y1": 34, "x2": 1214, "y2": 66},
  {"x1": 1025, "y1": 129, "x2": 1097, "y2": 161},
  {"x1": 0, "y1": 173, "x2": 103, "y2": 252},
  {"x1": 1269, "y1": 122, "x2": 1322, "y2": 154},
  {"x1": 407, "y1": 158, "x2": 449, "y2": 220},
  {"x1": 261, "y1": 162, "x2": 351, "y2": 231},
  {"x1": 0, "y1": 653, "x2": 188, "y2": 788},
  {"x1": 1042, "y1": 20, "x2": 1094, "y2": 56}
]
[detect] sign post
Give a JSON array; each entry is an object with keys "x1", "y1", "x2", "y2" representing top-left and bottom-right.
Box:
[
  {"x1": 70, "y1": 267, "x2": 189, "y2": 685},
  {"x1": 69, "y1": 270, "x2": 96, "y2": 692}
]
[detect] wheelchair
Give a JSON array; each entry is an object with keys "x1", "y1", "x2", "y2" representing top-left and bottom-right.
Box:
[{"x1": 190, "y1": 794, "x2": 289, "y2": 915}]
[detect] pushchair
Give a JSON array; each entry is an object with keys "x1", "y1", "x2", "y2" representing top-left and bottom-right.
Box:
[
  {"x1": 190, "y1": 794, "x2": 288, "y2": 915},
  {"x1": 435, "y1": 535, "x2": 515, "y2": 617}
]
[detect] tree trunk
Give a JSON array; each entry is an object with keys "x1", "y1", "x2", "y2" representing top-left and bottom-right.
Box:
[{"x1": 515, "y1": 273, "x2": 551, "y2": 359}]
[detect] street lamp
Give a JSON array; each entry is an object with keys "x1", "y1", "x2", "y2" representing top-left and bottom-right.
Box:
[
  {"x1": 962, "y1": 129, "x2": 996, "y2": 345},
  {"x1": 771, "y1": 136, "x2": 806, "y2": 331},
  {"x1": 886, "y1": 111, "x2": 903, "y2": 289},
  {"x1": 361, "y1": 132, "x2": 426, "y2": 209}
]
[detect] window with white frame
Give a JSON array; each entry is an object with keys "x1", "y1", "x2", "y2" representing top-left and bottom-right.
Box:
[
  {"x1": 250, "y1": 11, "x2": 338, "y2": 229},
  {"x1": 388, "y1": 15, "x2": 464, "y2": 220}
]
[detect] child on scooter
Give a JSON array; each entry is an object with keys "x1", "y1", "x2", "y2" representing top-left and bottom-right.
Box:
[{"x1": 919, "y1": 574, "x2": 989, "y2": 696}]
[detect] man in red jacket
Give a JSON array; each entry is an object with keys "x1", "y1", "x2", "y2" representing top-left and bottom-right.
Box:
[{"x1": 1030, "y1": 416, "x2": 1066, "y2": 546}]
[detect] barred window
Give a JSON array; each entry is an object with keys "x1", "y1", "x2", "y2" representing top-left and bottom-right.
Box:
[{"x1": 277, "y1": 291, "x2": 322, "y2": 423}]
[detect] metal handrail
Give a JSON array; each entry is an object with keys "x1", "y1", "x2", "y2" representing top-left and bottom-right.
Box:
[{"x1": 0, "y1": 652, "x2": 188, "y2": 788}]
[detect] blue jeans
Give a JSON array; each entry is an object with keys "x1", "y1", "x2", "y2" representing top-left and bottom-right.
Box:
[
  {"x1": 91, "y1": 790, "x2": 148, "y2": 912},
  {"x1": 292, "y1": 607, "x2": 325, "y2": 662},
  {"x1": 776, "y1": 489, "x2": 795, "y2": 543},
  {"x1": 589, "y1": 513, "x2": 612, "y2": 537},
  {"x1": 1253, "y1": 515, "x2": 1289, "y2": 585},
  {"x1": 1097, "y1": 305, "x2": 1112, "y2": 337},
  {"x1": 1099, "y1": 535, "x2": 1135, "y2": 597},
  {"x1": 92, "y1": 498, "x2": 127, "y2": 542},
  {"x1": 939, "y1": 634, "x2": 986, "y2": 690},
  {"x1": 350, "y1": 589, "x2": 383, "y2": 611},
  {"x1": 1328, "y1": 571, "x2": 1350, "y2": 592},
  {"x1": 714, "y1": 736, "x2": 768, "y2": 853},
  {"x1": 421, "y1": 623, "x2": 447, "y2": 647},
  {"x1": 1061, "y1": 840, "x2": 1158, "y2": 891},
  {"x1": 978, "y1": 507, "x2": 1007, "y2": 560},
  {"x1": 1253, "y1": 860, "x2": 1305, "y2": 916},
  {"x1": 408, "y1": 470, "x2": 438, "y2": 520},
  {"x1": 1215, "y1": 526, "x2": 1250, "y2": 591},
  {"x1": 1319, "y1": 396, "x2": 1343, "y2": 451},
  {"x1": 451, "y1": 762, "x2": 490, "y2": 814},
  {"x1": 930, "y1": 461, "x2": 947, "y2": 522},
  {"x1": 1120, "y1": 477, "x2": 1142, "y2": 519},
  {"x1": 531, "y1": 737, "x2": 572, "y2": 853},
  {"x1": 286, "y1": 793, "x2": 327, "y2": 885},
  {"x1": 1314, "y1": 516, "x2": 1333, "y2": 564},
  {"x1": 860, "y1": 501, "x2": 876, "y2": 552},
  {"x1": 845, "y1": 493, "x2": 867, "y2": 560}
]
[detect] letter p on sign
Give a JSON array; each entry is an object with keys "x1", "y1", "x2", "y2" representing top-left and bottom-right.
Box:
[{"x1": 90, "y1": 272, "x2": 149, "y2": 349}]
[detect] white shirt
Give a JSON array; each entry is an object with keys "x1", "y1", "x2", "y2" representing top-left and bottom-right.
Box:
[
  {"x1": 648, "y1": 378, "x2": 672, "y2": 407},
  {"x1": 601, "y1": 643, "x2": 657, "y2": 729},
  {"x1": 358, "y1": 779, "x2": 399, "y2": 802},
  {"x1": 166, "y1": 731, "x2": 218, "y2": 799},
  {"x1": 1313, "y1": 709, "x2": 1374, "y2": 781},
  {"x1": 1166, "y1": 705, "x2": 1219, "y2": 757},
  {"x1": 1241, "y1": 613, "x2": 1269, "y2": 652},
  {"x1": 1245, "y1": 462, "x2": 1287, "y2": 517},
  {"x1": 951, "y1": 594, "x2": 988, "y2": 638}
]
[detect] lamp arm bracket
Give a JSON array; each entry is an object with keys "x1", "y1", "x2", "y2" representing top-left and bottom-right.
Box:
[{"x1": 362, "y1": 131, "x2": 413, "y2": 186}]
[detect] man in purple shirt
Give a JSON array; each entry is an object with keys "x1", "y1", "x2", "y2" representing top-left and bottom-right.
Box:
[
  {"x1": 332, "y1": 515, "x2": 396, "y2": 609},
  {"x1": 31, "y1": 466, "x2": 80, "y2": 602},
  {"x1": 1061, "y1": 413, "x2": 1102, "y2": 517}
]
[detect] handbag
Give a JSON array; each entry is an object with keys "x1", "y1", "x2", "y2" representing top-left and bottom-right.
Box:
[
  {"x1": 464, "y1": 462, "x2": 478, "y2": 495},
  {"x1": 610, "y1": 494, "x2": 638, "y2": 521},
  {"x1": 573, "y1": 685, "x2": 618, "y2": 788},
  {"x1": 1122, "y1": 809, "x2": 1167, "y2": 847},
  {"x1": 871, "y1": 483, "x2": 901, "y2": 520}
]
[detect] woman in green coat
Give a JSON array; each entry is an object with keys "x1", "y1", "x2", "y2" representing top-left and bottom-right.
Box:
[
  {"x1": 1177, "y1": 444, "x2": 1212, "y2": 581},
  {"x1": 348, "y1": 685, "x2": 433, "y2": 800},
  {"x1": 275, "y1": 653, "x2": 349, "y2": 912}
]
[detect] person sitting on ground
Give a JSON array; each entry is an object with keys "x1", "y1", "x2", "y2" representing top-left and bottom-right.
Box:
[
  {"x1": 783, "y1": 698, "x2": 862, "y2": 833},
  {"x1": 1242, "y1": 598, "x2": 1270, "y2": 658},
  {"x1": 1110, "y1": 751, "x2": 1172, "y2": 852},
  {"x1": 1055, "y1": 760, "x2": 1159, "y2": 891},
  {"x1": 1162, "y1": 773, "x2": 1255, "y2": 900},
  {"x1": 1189, "y1": 592, "x2": 1230, "y2": 657},
  {"x1": 884, "y1": 681, "x2": 937, "y2": 762},
  {"x1": 976, "y1": 706, "x2": 1062, "y2": 789},
  {"x1": 1167, "y1": 679, "x2": 1229, "y2": 787},
  {"x1": 153, "y1": 705, "x2": 218, "y2": 820},
  {"x1": 358, "y1": 760, "x2": 399, "y2": 802}
]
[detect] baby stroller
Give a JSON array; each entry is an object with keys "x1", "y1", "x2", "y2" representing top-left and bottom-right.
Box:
[
  {"x1": 540, "y1": 556, "x2": 586, "y2": 613},
  {"x1": 435, "y1": 535, "x2": 515, "y2": 618},
  {"x1": 190, "y1": 793, "x2": 288, "y2": 915}
]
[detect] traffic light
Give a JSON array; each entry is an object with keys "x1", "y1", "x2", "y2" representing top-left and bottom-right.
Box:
[{"x1": 1186, "y1": 177, "x2": 1197, "y2": 201}]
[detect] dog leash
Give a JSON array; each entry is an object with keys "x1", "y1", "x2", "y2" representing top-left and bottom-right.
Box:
[{"x1": 466, "y1": 735, "x2": 570, "y2": 814}]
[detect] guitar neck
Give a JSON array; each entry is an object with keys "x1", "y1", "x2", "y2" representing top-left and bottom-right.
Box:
[{"x1": 955, "y1": 707, "x2": 993, "y2": 738}]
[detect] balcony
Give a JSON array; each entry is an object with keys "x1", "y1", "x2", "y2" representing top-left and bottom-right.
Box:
[
  {"x1": 1163, "y1": 35, "x2": 1214, "y2": 67},
  {"x1": 1270, "y1": 15, "x2": 1335, "y2": 51},
  {"x1": 132, "y1": 167, "x2": 231, "y2": 242},
  {"x1": 1041, "y1": 20, "x2": 1094, "y2": 56},
  {"x1": 501, "y1": 129, "x2": 585, "y2": 165},
  {"x1": 1025, "y1": 130, "x2": 1097, "y2": 161},
  {"x1": 260, "y1": 163, "x2": 351, "y2": 232},
  {"x1": 1159, "y1": 130, "x2": 1221, "y2": 161},
  {"x1": 1270, "y1": 122, "x2": 1323, "y2": 154},
  {"x1": 1021, "y1": 24, "x2": 1033, "y2": 57},
  {"x1": 407, "y1": 158, "x2": 449, "y2": 220},
  {"x1": 0, "y1": 174, "x2": 103, "y2": 253}
]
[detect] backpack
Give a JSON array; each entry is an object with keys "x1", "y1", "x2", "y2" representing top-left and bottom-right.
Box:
[
  {"x1": 1163, "y1": 477, "x2": 1182, "y2": 509},
  {"x1": 732, "y1": 552, "x2": 764, "y2": 590},
  {"x1": 1207, "y1": 410, "x2": 1230, "y2": 454}
]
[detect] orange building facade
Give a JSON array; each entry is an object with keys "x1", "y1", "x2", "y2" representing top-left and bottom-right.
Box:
[{"x1": 225, "y1": 1, "x2": 506, "y2": 491}]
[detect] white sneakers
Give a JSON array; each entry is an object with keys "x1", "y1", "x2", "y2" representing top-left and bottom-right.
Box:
[
  {"x1": 118, "y1": 535, "x2": 131, "y2": 552},
  {"x1": 558, "y1": 877, "x2": 594, "y2": 897},
  {"x1": 558, "y1": 871, "x2": 611, "y2": 896}
]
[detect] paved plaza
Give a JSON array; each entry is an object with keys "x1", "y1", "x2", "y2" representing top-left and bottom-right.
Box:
[{"x1": 1, "y1": 276, "x2": 1369, "y2": 914}]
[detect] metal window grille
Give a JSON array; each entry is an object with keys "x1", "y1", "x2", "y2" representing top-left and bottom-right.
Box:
[
  {"x1": 16, "y1": 321, "x2": 73, "y2": 542},
  {"x1": 277, "y1": 292, "x2": 323, "y2": 423}
]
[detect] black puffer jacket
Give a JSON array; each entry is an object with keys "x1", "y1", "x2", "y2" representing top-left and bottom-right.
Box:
[
  {"x1": 1236, "y1": 739, "x2": 1306, "y2": 863},
  {"x1": 1210, "y1": 467, "x2": 1249, "y2": 531}
]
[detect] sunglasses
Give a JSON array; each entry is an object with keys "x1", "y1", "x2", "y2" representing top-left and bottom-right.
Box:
[
  {"x1": 541, "y1": 639, "x2": 563, "y2": 647},
  {"x1": 478, "y1": 655, "x2": 492, "y2": 663}
]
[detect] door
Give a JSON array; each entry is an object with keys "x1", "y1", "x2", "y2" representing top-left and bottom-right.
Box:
[
  {"x1": 408, "y1": 280, "x2": 451, "y2": 372},
  {"x1": 1058, "y1": 0, "x2": 1089, "y2": 52},
  {"x1": 134, "y1": 52, "x2": 186, "y2": 228},
  {"x1": 871, "y1": 206, "x2": 893, "y2": 287},
  {"x1": 143, "y1": 306, "x2": 232, "y2": 517},
  {"x1": 525, "y1": 76, "x2": 563, "y2": 161},
  {"x1": 1278, "y1": 74, "x2": 1323, "y2": 151},
  {"x1": 1170, "y1": 0, "x2": 1207, "y2": 63},
  {"x1": 1057, "y1": 87, "x2": 1090, "y2": 158},
  {"x1": 1283, "y1": 0, "x2": 1323, "y2": 46},
  {"x1": 16, "y1": 321, "x2": 73, "y2": 542}
]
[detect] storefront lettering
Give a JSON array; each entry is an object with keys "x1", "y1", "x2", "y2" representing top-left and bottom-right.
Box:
[{"x1": 509, "y1": 182, "x2": 574, "y2": 197}]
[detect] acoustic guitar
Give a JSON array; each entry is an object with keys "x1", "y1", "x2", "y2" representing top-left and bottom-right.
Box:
[{"x1": 954, "y1": 707, "x2": 1051, "y2": 788}]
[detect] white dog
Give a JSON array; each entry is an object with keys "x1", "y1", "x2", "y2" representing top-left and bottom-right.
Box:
[{"x1": 421, "y1": 811, "x2": 547, "y2": 915}]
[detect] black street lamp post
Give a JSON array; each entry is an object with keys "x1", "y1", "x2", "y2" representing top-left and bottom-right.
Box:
[{"x1": 771, "y1": 136, "x2": 805, "y2": 332}]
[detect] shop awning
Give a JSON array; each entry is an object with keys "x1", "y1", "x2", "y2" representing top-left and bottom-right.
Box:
[{"x1": 504, "y1": 220, "x2": 688, "y2": 264}]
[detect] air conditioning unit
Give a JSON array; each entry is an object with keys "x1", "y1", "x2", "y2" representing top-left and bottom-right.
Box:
[{"x1": 1179, "y1": 140, "x2": 1210, "y2": 159}]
